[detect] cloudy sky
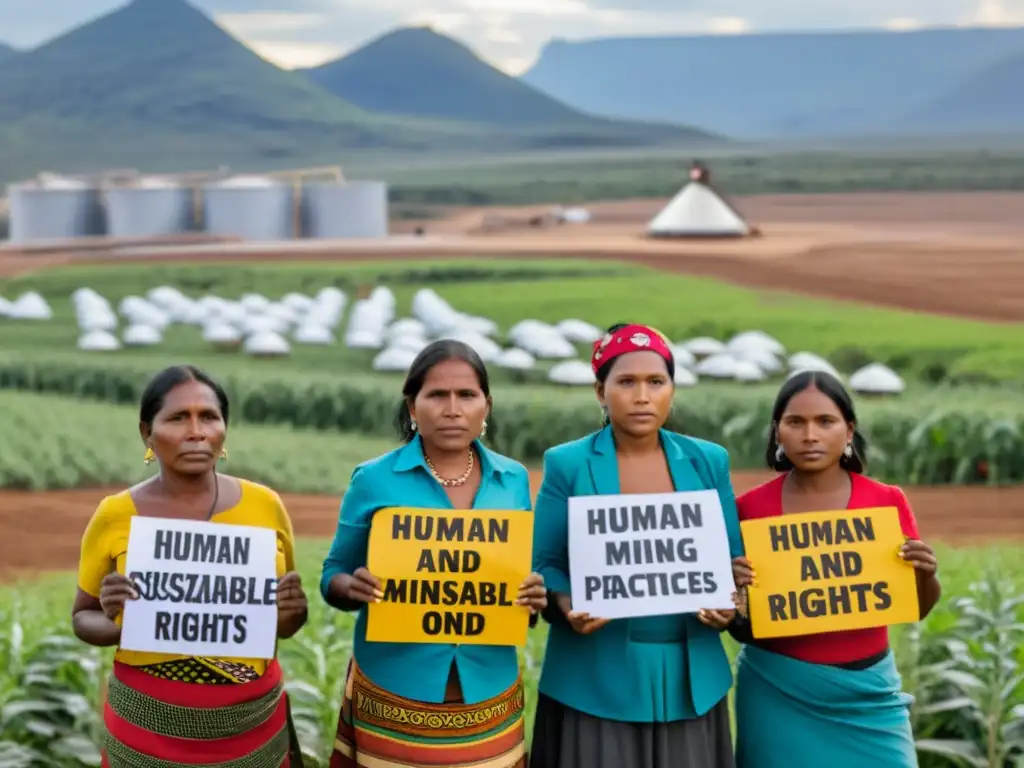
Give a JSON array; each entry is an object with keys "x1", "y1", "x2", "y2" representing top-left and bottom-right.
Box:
[{"x1": 2, "y1": 0, "x2": 1024, "y2": 74}]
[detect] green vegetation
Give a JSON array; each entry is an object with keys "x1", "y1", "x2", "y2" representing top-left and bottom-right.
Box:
[
  {"x1": 3, "y1": 260, "x2": 1024, "y2": 485},
  {"x1": 3, "y1": 372, "x2": 1022, "y2": 486},
  {"x1": 4, "y1": 259, "x2": 1024, "y2": 386},
  {"x1": 0, "y1": 391, "x2": 396, "y2": 493},
  {"x1": 0, "y1": 543, "x2": 1019, "y2": 766},
  {"x1": 375, "y1": 147, "x2": 1024, "y2": 206},
  {"x1": 0, "y1": 0, "x2": 717, "y2": 185}
]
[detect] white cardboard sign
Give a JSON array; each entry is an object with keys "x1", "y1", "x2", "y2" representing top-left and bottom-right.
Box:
[
  {"x1": 120, "y1": 516, "x2": 279, "y2": 659},
  {"x1": 568, "y1": 490, "x2": 737, "y2": 620}
]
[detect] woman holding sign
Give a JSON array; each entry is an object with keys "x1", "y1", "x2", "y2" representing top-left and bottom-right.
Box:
[
  {"x1": 729, "y1": 370, "x2": 942, "y2": 768},
  {"x1": 71, "y1": 365, "x2": 309, "y2": 767},
  {"x1": 529, "y1": 323, "x2": 744, "y2": 768},
  {"x1": 320, "y1": 339, "x2": 548, "y2": 768}
]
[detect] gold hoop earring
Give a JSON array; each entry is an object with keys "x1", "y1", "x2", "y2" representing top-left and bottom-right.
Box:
[
  {"x1": 481, "y1": 420, "x2": 488, "y2": 438},
  {"x1": 220, "y1": 448, "x2": 228, "y2": 461},
  {"x1": 143, "y1": 447, "x2": 155, "y2": 465}
]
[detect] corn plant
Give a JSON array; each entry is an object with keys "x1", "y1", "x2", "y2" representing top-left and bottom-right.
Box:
[
  {"x1": 916, "y1": 571, "x2": 1024, "y2": 767},
  {"x1": 0, "y1": 600, "x2": 105, "y2": 767}
]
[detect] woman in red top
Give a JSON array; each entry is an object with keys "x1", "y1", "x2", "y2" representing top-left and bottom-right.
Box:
[{"x1": 728, "y1": 370, "x2": 941, "y2": 768}]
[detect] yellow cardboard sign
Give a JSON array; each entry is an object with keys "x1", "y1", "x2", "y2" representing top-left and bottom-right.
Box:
[
  {"x1": 741, "y1": 507, "x2": 919, "y2": 639},
  {"x1": 366, "y1": 507, "x2": 534, "y2": 646}
]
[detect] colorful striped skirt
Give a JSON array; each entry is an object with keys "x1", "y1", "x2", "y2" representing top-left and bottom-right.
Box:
[
  {"x1": 330, "y1": 659, "x2": 527, "y2": 768},
  {"x1": 102, "y1": 659, "x2": 293, "y2": 767}
]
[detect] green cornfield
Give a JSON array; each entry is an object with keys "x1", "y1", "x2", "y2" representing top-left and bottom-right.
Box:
[
  {"x1": 3, "y1": 375, "x2": 1023, "y2": 488},
  {"x1": 0, "y1": 542, "x2": 1019, "y2": 767}
]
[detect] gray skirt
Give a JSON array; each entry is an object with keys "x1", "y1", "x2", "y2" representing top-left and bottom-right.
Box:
[{"x1": 529, "y1": 693, "x2": 735, "y2": 768}]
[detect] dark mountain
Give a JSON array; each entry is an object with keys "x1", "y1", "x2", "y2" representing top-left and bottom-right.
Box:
[
  {"x1": 300, "y1": 26, "x2": 720, "y2": 144},
  {"x1": 0, "y1": 43, "x2": 14, "y2": 60},
  {"x1": 0, "y1": 0, "x2": 561, "y2": 180},
  {"x1": 901, "y1": 51, "x2": 1024, "y2": 134},
  {"x1": 521, "y1": 26, "x2": 1024, "y2": 139}
]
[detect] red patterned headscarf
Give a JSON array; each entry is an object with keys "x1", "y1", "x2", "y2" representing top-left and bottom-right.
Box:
[{"x1": 591, "y1": 324, "x2": 674, "y2": 375}]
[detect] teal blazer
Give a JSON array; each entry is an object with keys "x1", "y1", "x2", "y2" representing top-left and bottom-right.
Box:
[
  {"x1": 533, "y1": 426, "x2": 744, "y2": 723},
  {"x1": 319, "y1": 435, "x2": 533, "y2": 705}
]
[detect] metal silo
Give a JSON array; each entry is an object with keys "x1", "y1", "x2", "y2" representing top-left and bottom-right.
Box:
[
  {"x1": 104, "y1": 176, "x2": 196, "y2": 238},
  {"x1": 301, "y1": 181, "x2": 389, "y2": 239},
  {"x1": 7, "y1": 175, "x2": 105, "y2": 243},
  {"x1": 202, "y1": 175, "x2": 295, "y2": 240}
]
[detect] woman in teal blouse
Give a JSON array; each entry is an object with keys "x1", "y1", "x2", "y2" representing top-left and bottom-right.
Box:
[
  {"x1": 529, "y1": 323, "x2": 744, "y2": 768},
  {"x1": 320, "y1": 339, "x2": 547, "y2": 768}
]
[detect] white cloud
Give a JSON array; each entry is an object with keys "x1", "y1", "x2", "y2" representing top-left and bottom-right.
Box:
[
  {"x1": 1, "y1": 0, "x2": 1024, "y2": 74},
  {"x1": 706, "y1": 17, "x2": 752, "y2": 34},
  {"x1": 884, "y1": 17, "x2": 924, "y2": 30}
]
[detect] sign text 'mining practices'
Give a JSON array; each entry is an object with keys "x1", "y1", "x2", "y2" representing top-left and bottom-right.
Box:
[
  {"x1": 120, "y1": 517, "x2": 280, "y2": 659},
  {"x1": 366, "y1": 507, "x2": 534, "y2": 646},
  {"x1": 568, "y1": 490, "x2": 737, "y2": 620},
  {"x1": 741, "y1": 506, "x2": 920, "y2": 639}
]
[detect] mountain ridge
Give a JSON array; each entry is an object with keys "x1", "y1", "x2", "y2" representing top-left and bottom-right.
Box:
[
  {"x1": 300, "y1": 26, "x2": 718, "y2": 144},
  {"x1": 521, "y1": 26, "x2": 1024, "y2": 138}
]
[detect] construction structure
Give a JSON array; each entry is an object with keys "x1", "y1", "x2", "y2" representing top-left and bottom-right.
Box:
[{"x1": 647, "y1": 161, "x2": 756, "y2": 239}]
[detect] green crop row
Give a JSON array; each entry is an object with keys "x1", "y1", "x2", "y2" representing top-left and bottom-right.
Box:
[
  {"x1": 0, "y1": 542, "x2": 1019, "y2": 767},
  {"x1": 0, "y1": 389, "x2": 397, "y2": 494},
  {"x1": 2, "y1": 358, "x2": 1023, "y2": 486}
]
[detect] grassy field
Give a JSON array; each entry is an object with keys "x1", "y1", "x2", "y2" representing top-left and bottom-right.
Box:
[
  {"x1": 370, "y1": 147, "x2": 1024, "y2": 205},
  {"x1": 0, "y1": 390, "x2": 398, "y2": 493},
  {"x1": 5, "y1": 259, "x2": 1024, "y2": 385},
  {"x1": 1, "y1": 541, "x2": 1019, "y2": 767}
]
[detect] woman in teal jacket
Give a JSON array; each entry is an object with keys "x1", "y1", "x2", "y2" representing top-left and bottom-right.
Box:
[
  {"x1": 320, "y1": 339, "x2": 547, "y2": 768},
  {"x1": 529, "y1": 323, "x2": 744, "y2": 768}
]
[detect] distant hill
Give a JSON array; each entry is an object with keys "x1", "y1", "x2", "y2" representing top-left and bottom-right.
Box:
[
  {"x1": 0, "y1": 1, "x2": 720, "y2": 183},
  {"x1": 300, "y1": 26, "x2": 719, "y2": 145},
  {"x1": 521, "y1": 26, "x2": 1024, "y2": 139},
  {"x1": 901, "y1": 52, "x2": 1024, "y2": 134},
  {"x1": 0, "y1": 43, "x2": 14, "y2": 60}
]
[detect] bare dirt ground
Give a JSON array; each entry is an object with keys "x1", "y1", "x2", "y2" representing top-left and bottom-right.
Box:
[
  {"x1": 2, "y1": 471, "x2": 1019, "y2": 581},
  {"x1": 2, "y1": 190, "x2": 1022, "y2": 580},
  {"x1": 3, "y1": 191, "x2": 1023, "y2": 321}
]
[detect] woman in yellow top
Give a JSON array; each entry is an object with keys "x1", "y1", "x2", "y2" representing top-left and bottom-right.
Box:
[{"x1": 71, "y1": 365, "x2": 309, "y2": 768}]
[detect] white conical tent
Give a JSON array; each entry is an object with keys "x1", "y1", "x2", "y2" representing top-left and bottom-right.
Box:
[{"x1": 647, "y1": 181, "x2": 750, "y2": 238}]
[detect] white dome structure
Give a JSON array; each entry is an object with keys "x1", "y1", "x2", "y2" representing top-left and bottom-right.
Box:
[
  {"x1": 495, "y1": 348, "x2": 536, "y2": 370},
  {"x1": 548, "y1": 361, "x2": 595, "y2": 386},
  {"x1": 203, "y1": 322, "x2": 243, "y2": 350},
  {"x1": 849, "y1": 363, "x2": 905, "y2": 395},
  {"x1": 122, "y1": 324, "x2": 163, "y2": 347},
  {"x1": 373, "y1": 347, "x2": 418, "y2": 372},
  {"x1": 77, "y1": 330, "x2": 121, "y2": 352},
  {"x1": 243, "y1": 331, "x2": 290, "y2": 358},
  {"x1": 681, "y1": 337, "x2": 725, "y2": 357}
]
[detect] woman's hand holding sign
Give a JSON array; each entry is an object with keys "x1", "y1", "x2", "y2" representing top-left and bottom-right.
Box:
[
  {"x1": 276, "y1": 571, "x2": 309, "y2": 638},
  {"x1": 346, "y1": 567, "x2": 385, "y2": 603},
  {"x1": 697, "y1": 608, "x2": 736, "y2": 630},
  {"x1": 517, "y1": 572, "x2": 548, "y2": 614},
  {"x1": 899, "y1": 539, "x2": 938, "y2": 575},
  {"x1": 554, "y1": 592, "x2": 611, "y2": 635},
  {"x1": 99, "y1": 573, "x2": 139, "y2": 621}
]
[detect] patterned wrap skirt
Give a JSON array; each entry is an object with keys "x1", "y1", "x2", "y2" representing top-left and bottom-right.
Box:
[
  {"x1": 330, "y1": 659, "x2": 527, "y2": 768},
  {"x1": 102, "y1": 659, "x2": 293, "y2": 767}
]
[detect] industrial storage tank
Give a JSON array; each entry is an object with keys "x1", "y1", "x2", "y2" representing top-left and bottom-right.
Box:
[
  {"x1": 301, "y1": 181, "x2": 388, "y2": 239},
  {"x1": 202, "y1": 175, "x2": 294, "y2": 240},
  {"x1": 104, "y1": 176, "x2": 196, "y2": 238},
  {"x1": 7, "y1": 174, "x2": 105, "y2": 243}
]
